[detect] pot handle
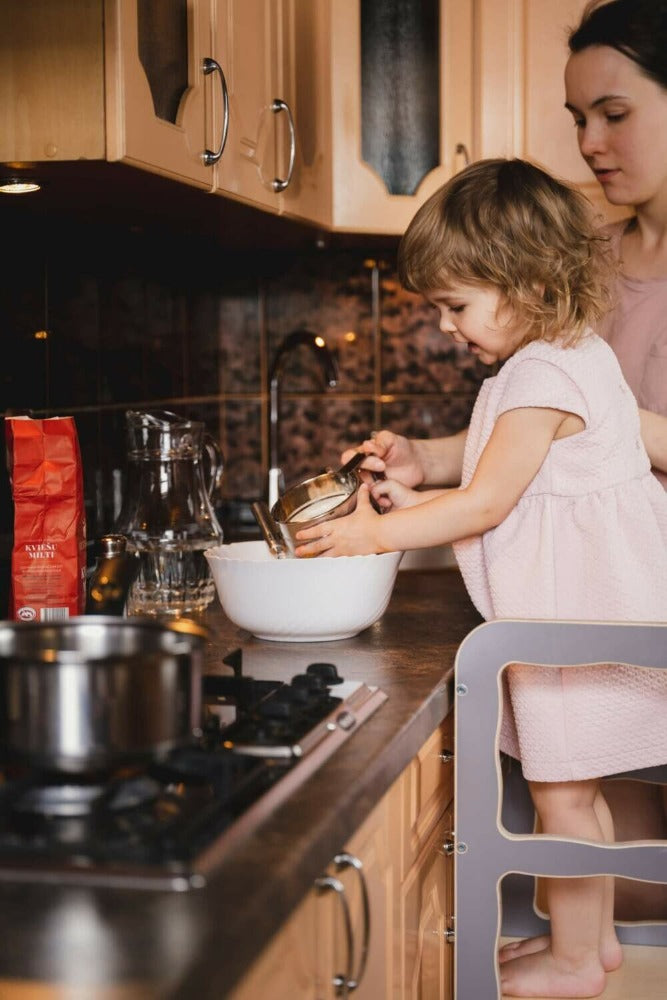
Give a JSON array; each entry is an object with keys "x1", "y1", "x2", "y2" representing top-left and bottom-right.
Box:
[{"x1": 251, "y1": 501, "x2": 288, "y2": 559}]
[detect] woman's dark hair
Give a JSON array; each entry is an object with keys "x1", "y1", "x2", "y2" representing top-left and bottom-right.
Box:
[{"x1": 569, "y1": 0, "x2": 667, "y2": 91}]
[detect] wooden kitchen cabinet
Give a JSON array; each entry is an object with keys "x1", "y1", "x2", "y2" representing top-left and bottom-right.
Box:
[
  {"x1": 1, "y1": 0, "x2": 310, "y2": 213},
  {"x1": 105, "y1": 0, "x2": 214, "y2": 188},
  {"x1": 279, "y1": 0, "x2": 475, "y2": 234},
  {"x1": 0, "y1": 0, "x2": 474, "y2": 233},
  {"x1": 398, "y1": 807, "x2": 454, "y2": 1000},
  {"x1": 1, "y1": 0, "x2": 214, "y2": 188},
  {"x1": 228, "y1": 791, "x2": 395, "y2": 1000},
  {"x1": 112, "y1": 0, "x2": 313, "y2": 212},
  {"x1": 221, "y1": 888, "x2": 322, "y2": 998},
  {"x1": 392, "y1": 714, "x2": 455, "y2": 1000},
  {"x1": 293, "y1": 0, "x2": 624, "y2": 234},
  {"x1": 3, "y1": 0, "x2": 620, "y2": 235},
  {"x1": 326, "y1": 793, "x2": 395, "y2": 999},
  {"x1": 3, "y1": 0, "x2": 626, "y2": 236},
  {"x1": 228, "y1": 711, "x2": 456, "y2": 1000},
  {"x1": 398, "y1": 712, "x2": 454, "y2": 881},
  {"x1": 212, "y1": 0, "x2": 319, "y2": 218},
  {"x1": 211, "y1": 0, "x2": 282, "y2": 212},
  {"x1": 1, "y1": 0, "x2": 107, "y2": 164}
]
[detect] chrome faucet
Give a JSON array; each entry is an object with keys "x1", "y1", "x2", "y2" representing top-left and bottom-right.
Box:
[{"x1": 267, "y1": 330, "x2": 338, "y2": 509}]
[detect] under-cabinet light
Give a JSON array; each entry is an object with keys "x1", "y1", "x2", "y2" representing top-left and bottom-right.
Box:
[{"x1": 0, "y1": 177, "x2": 41, "y2": 194}]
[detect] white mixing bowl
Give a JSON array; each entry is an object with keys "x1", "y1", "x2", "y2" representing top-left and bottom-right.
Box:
[{"x1": 205, "y1": 541, "x2": 403, "y2": 642}]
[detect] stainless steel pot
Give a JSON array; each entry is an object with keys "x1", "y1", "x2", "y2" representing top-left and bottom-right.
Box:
[{"x1": 0, "y1": 616, "x2": 207, "y2": 774}]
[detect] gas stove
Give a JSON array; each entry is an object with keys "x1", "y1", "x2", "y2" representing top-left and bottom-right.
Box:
[{"x1": 0, "y1": 649, "x2": 386, "y2": 891}]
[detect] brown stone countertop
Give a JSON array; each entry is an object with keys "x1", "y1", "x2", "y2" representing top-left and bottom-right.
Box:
[{"x1": 0, "y1": 568, "x2": 481, "y2": 999}]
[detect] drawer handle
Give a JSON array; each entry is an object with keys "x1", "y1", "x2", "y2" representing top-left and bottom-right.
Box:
[
  {"x1": 271, "y1": 98, "x2": 296, "y2": 192},
  {"x1": 334, "y1": 853, "x2": 370, "y2": 993},
  {"x1": 315, "y1": 874, "x2": 353, "y2": 996},
  {"x1": 439, "y1": 749, "x2": 454, "y2": 763},
  {"x1": 202, "y1": 58, "x2": 230, "y2": 165}
]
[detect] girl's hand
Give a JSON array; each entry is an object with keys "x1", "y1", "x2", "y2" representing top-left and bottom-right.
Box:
[
  {"x1": 340, "y1": 430, "x2": 425, "y2": 488},
  {"x1": 294, "y1": 484, "x2": 384, "y2": 557},
  {"x1": 370, "y1": 477, "x2": 423, "y2": 512}
]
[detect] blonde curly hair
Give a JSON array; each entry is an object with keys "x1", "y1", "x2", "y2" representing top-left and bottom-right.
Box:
[{"x1": 398, "y1": 158, "x2": 615, "y2": 347}]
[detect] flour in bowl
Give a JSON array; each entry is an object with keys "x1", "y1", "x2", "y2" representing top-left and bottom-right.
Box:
[{"x1": 287, "y1": 494, "x2": 347, "y2": 522}]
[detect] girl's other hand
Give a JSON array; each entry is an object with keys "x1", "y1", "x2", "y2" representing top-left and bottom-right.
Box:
[{"x1": 370, "y1": 477, "x2": 422, "y2": 512}]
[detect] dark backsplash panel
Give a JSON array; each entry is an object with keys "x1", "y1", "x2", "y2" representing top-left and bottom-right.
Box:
[{"x1": 0, "y1": 205, "x2": 485, "y2": 548}]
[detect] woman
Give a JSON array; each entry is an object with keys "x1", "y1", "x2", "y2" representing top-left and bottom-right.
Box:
[{"x1": 566, "y1": 0, "x2": 667, "y2": 486}]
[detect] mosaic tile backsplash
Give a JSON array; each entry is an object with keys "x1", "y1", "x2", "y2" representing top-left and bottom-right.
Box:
[{"x1": 0, "y1": 210, "x2": 486, "y2": 553}]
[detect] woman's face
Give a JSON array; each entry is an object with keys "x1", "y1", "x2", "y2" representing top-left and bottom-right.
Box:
[{"x1": 564, "y1": 44, "x2": 667, "y2": 210}]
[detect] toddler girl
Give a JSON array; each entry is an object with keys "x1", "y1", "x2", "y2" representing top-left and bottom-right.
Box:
[{"x1": 295, "y1": 158, "x2": 667, "y2": 998}]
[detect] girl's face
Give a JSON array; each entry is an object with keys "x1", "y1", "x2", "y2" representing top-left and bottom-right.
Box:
[
  {"x1": 564, "y1": 45, "x2": 667, "y2": 211},
  {"x1": 428, "y1": 282, "x2": 523, "y2": 366}
]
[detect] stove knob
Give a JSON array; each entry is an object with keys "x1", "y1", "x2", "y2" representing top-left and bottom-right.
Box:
[
  {"x1": 306, "y1": 662, "x2": 343, "y2": 685},
  {"x1": 291, "y1": 672, "x2": 326, "y2": 692}
]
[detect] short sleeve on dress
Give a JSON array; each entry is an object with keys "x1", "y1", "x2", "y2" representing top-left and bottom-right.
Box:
[{"x1": 496, "y1": 358, "x2": 589, "y2": 424}]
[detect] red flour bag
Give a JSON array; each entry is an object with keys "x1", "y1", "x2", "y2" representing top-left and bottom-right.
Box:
[{"x1": 5, "y1": 416, "x2": 87, "y2": 621}]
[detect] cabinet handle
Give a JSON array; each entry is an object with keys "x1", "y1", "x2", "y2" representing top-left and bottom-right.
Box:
[
  {"x1": 334, "y1": 852, "x2": 370, "y2": 993},
  {"x1": 315, "y1": 874, "x2": 354, "y2": 998},
  {"x1": 271, "y1": 98, "x2": 296, "y2": 192},
  {"x1": 202, "y1": 58, "x2": 230, "y2": 166},
  {"x1": 439, "y1": 748, "x2": 454, "y2": 763},
  {"x1": 441, "y1": 835, "x2": 456, "y2": 856},
  {"x1": 455, "y1": 142, "x2": 470, "y2": 167}
]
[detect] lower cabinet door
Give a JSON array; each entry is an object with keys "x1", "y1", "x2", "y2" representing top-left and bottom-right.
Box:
[
  {"x1": 319, "y1": 793, "x2": 395, "y2": 999},
  {"x1": 398, "y1": 806, "x2": 454, "y2": 1000},
  {"x1": 227, "y1": 890, "x2": 322, "y2": 999}
]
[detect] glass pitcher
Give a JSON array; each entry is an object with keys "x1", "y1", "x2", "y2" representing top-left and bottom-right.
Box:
[{"x1": 114, "y1": 410, "x2": 224, "y2": 618}]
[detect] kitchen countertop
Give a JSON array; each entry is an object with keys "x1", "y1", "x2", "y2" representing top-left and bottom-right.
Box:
[{"x1": 0, "y1": 568, "x2": 481, "y2": 999}]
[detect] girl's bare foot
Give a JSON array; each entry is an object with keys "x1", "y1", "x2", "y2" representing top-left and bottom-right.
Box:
[
  {"x1": 500, "y1": 946, "x2": 606, "y2": 998},
  {"x1": 499, "y1": 933, "x2": 623, "y2": 972},
  {"x1": 499, "y1": 935, "x2": 550, "y2": 964}
]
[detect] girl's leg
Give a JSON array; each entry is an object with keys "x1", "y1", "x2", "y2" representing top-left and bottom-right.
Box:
[
  {"x1": 500, "y1": 778, "x2": 617, "y2": 998},
  {"x1": 499, "y1": 786, "x2": 622, "y2": 971}
]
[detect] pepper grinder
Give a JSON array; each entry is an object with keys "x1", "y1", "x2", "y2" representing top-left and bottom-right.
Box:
[{"x1": 85, "y1": 534, "x2": 139, "y2": 616}]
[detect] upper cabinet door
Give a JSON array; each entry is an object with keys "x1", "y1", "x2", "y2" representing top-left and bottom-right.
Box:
[
  {"x1": 215, "y1": 0, "x2": 475, "y2": 234},
  {"x1": 278, "y1": 0, "x2": 333, "y2": 227},
  {"x1": 0, "y1": 0, "x2": 106, "y2": 163},
  {"x1": 105, "y1": 0, "x2": 214, "y2": 189},
  {"x1": 327, "y1": 0, "x2": 474, "y2": 234},
  {"x1": 213, "y1": 0, "x2": 286, "y2": 213}
]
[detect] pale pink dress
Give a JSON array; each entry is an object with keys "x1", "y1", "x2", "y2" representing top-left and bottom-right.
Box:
[
  {"x1": 453, "y1": 334, "x2": 667, "y2": 781},
  {"x1": 600, "y1": 219, "x2": 667, "y2": 489}
]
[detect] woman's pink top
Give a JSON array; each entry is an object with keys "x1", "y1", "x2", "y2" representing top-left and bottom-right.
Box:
[
  {"x1": 453, "y1": 333, "x2": 667, "y2": 781},
  {"x1": 601, "y1": 219, "x2": 667, "y2": 488}
]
